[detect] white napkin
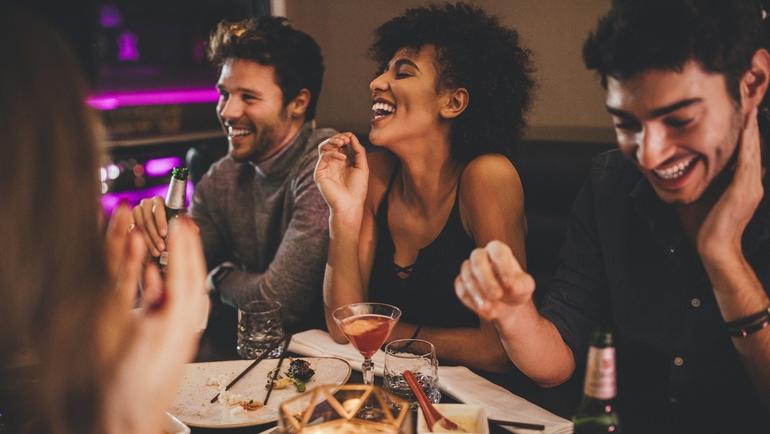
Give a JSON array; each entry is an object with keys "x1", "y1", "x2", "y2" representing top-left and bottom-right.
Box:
[
  {"x1": 289, "y1": 330, "x2": 573, "y2": 434},
  {"x1": 439, "y1": 366, "x2": 572, "y2": 434},
  {"x1": 288, "y1": 328, "x2": 387, "y2": 376}
]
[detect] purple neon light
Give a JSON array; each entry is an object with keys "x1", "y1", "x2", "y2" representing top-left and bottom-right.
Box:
[
  {"x1": 101, "y1": 181, "x2": 194, "y2": 216},
  {"x1": 118, "y1": 31, "x2": 140, "y2": 62},
  {"x1": 87, "y1": 88, "x2": 219, "y2": 110},
  {"x1": 144, "y1": 157, "x2": 183, "y2": 177},
  {"x1": 99, "y1": 5, "x2": 123, "y2": 28}
]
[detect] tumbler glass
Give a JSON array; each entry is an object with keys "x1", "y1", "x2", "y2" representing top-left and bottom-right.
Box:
[
  {"x1": 236, "y1": 300, "x2": 284, "y2": 359},
  {"x1": 383, "y1": 339, "x2": 440, "y2": 410}
]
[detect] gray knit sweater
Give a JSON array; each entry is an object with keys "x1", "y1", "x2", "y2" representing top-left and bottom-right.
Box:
[{"x1": 191, "y1": 123, "x2": 335, "y2": 329}]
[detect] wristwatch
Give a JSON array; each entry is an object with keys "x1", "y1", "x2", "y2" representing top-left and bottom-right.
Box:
[{"x1": 207, "y1": 262, "x2": 236, "y2": 292}]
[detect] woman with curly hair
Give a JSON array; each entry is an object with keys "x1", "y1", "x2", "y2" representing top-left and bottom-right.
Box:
[{"x1": 315, "y1": 2, "x2": 534, "y2": 372}]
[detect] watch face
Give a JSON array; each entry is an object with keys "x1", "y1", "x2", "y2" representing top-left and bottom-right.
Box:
[{"x1": 213, "y1": 266, "x2": 232, "y2": 285}]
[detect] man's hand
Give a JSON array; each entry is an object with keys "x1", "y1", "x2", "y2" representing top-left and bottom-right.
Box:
[
  {"x1": 698, "y1": 108, "x2": 765, "y2": 261},
  {"x1": 132, "y1": 196, "x2": 168, "y2": 257},
  {"x1": 454, "y1": 240, "x2": 536, "y2": 321}
]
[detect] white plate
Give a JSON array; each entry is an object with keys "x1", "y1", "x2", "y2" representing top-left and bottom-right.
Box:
[{"x1": 170, "y1": 357, "x2": 351, "y2": 429}]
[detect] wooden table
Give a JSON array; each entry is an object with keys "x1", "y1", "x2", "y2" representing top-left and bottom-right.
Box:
[{"x1": 188, "y1": 329, "x2": 579, "y2": 434}]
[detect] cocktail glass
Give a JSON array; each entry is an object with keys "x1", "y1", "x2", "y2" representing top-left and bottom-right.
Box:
[{"x1": 332, "y1": 302, "x2": 401, "y2": 386}]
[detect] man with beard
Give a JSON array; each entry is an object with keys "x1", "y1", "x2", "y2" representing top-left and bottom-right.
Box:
[
  {"x1": 132, "y1": 17, "x2": 335, "y2": 347},
  {"x1": 453, "y1": 1, "x2": 770, "y2": 432}
]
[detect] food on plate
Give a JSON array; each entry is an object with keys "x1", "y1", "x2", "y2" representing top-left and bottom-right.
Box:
[
  {"x1": 266, "y1": 359, "x2": 316, "y2": 392},
  {"x1": 240, "y1": 400, "x2": 263, "y2": 411},
  {"x1": 288, "y1": 359, "x2": 315, "y2": 382},
  {"x1": 206, "y1": 377, "x2": 263, "y2": 412}
]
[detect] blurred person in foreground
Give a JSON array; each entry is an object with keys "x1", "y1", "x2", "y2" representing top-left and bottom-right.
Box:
[
  {"x1": 315, "y1": 2, "x2": 534, "y2": 372},
  {"x1": 132, "y1": 17, "x2": 335, "y2": 343},
  {"x1": 455, "y1": 0, "x2": 770, "y2": 432},
  {"x1": 0, "y1": 8, "x2": 208, "y2": 434}
]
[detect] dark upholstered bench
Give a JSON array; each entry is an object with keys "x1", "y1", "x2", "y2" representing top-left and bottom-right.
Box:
[{"x1": 515, "y1": 138, "x2": 615, "y2": 292}]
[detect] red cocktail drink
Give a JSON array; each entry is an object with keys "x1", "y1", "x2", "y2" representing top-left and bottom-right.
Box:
[
  {"x1": 333, "y1": 303, "x2": 401, "y2": 386},
  {"x1": 340, "y1": 314, "x2": 397, "y2": 358}
]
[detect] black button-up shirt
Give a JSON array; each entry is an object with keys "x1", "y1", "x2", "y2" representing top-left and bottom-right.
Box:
[{"x1": 540, "y1": 150, "x2": 770, "y2": 434}]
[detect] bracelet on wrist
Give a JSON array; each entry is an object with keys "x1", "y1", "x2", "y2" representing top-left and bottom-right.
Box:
[{"x1": 726, "y1": 306, "x2": 770, "y2": 338}]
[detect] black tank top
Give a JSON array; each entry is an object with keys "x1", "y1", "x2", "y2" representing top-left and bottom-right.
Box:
[{"x1": 368, "y1": 168, "x2": 480, "y2": 328}]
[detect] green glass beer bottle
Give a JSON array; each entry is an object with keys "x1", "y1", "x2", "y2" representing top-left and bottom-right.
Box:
[
  {"x1": 158, "y1": 167, "x2": 188, "y2": 272},
  {"x1": 572, "y1": 328, "x2": 621, "y2": 433}
]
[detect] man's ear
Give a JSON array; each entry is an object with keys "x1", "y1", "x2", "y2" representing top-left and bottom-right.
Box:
[
  {"x1": 287, "y1": 89, "x2": 311, "y2": 119},
  {"x1": 439, "y1": 87, "x2": 469, "y2": 120},
  {"x1": 741, "y1": 49, "x2": 770, "y2": 112}
]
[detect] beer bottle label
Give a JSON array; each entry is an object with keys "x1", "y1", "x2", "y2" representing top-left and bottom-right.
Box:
[{"x1": 583, "y1": 347, "x2": 616, "y2": 400}]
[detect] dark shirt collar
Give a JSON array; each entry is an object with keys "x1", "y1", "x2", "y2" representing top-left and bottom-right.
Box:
[{"x1": 630, "y1": 173, "x2": 770, "y2": 256}]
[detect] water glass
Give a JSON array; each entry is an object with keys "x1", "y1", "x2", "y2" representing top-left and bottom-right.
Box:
[
  {"x1": 236, "y1": 300, "x2": 284, "y2": 359},
  {"x1": 383, "y1": 339, "x2": 440, "y2": 410}
]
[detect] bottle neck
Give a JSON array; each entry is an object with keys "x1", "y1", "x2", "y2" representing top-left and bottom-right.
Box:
[
  {"x1": 583, "y1": 346, "x2": 617, "y2": 400},
  {"x1": 165, "y1": 178, "x2": 187, "y2": 210}
]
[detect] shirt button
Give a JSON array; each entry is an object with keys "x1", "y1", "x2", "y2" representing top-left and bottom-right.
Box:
[
  {"x1": 690, "y1": 298, "x2": 701, "y2": 308},
  {"x1": 668, "y1": 396, "x2": 678, "y2": 404},
  {"x1": 668, "y1": 247, "x2": 676, "y2": 254},
  {"x1": 674, "y1": 356, "x2": 685, "y2": 367}
]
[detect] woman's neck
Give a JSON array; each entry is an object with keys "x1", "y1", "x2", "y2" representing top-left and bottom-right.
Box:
[{"x1": 394, "y1": 139, "x2": 461, "y2": 212}]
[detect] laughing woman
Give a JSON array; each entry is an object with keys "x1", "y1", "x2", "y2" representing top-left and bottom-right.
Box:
[{"x1": 314, "y1": 3, "x2": 534, "y2": 372}]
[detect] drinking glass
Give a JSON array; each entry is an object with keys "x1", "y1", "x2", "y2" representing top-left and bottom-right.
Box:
[
  {"x1": 332, "y1": 303, "x2": 401, "y2": 385},
  {"x1": 237, "y1": 300, "x2": 284, "y2": 359},
  {"x1": 383, "y1": 339, "x2": 440, "y2": 410}
]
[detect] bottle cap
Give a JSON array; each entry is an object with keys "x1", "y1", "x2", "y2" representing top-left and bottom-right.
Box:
[{"x1": 171, "y1": 167, "x2": 189, "y2": 181}]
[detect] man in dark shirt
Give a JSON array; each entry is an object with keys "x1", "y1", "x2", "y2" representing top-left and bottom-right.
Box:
[{"x1": 454, "y1": 1, "x2": 770, "y2": 432}]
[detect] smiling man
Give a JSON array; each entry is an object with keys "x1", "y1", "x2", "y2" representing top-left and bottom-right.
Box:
[
  {"x1": 132, "y1": 17, "x2": 335, "y2": 344},
  {"x1": 453, "y1": 1, "x2": 770, "y2": 433}
]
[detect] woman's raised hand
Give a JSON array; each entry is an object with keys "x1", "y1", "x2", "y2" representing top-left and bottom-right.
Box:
[
  {"x1": 314, "y1": 132, "x2": 369, "y2": 217},
  {"x1": 104, "y1": 209, "x2": 208, "y2": 434}
]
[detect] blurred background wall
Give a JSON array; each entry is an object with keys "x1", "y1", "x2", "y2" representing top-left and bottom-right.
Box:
[
  {"x1": 12, "y1": 0, "x2": 615, "y2": 219},
  {"x1": 284, "y1": 0, "x2": 614, "y2": 141},
  {"x1": 9, "y1": 0, "x2": 617, "y2": 277}
]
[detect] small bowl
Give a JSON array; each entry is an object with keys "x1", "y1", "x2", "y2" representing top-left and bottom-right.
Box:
[{"x1": 416, "y1": 404, "x2": 488, "y2": 434}]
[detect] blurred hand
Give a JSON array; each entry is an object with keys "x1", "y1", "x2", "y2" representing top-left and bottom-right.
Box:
[
  {"x1": 314, "y1": 132, "x2": 369, "y2": 217},
  {"x1": 105, "y1": 205, "x2": 146, "y2": 308},
  {"x1": 454, "y1": 240, "x2": 536, "y2": 321},
  {"x1": 106, "y1": 216, "x2": 207, "y2": 434},
  {"x1": 132, "y1": 196, "x2": 168, "y2": 257}
]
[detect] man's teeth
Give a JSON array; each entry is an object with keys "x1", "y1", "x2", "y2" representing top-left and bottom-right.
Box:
[
  {"x1": 228, "y1": 127, "x2": 253, "y2": 137},
  {"x1": 654, "y1": 156, "x2": 696, "y2": 180},
  {"x1": 371, "y1": 102, "x2": 396, "y2": 117}
]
